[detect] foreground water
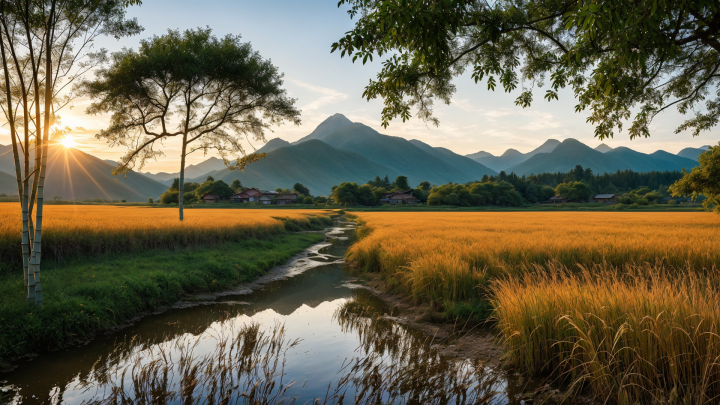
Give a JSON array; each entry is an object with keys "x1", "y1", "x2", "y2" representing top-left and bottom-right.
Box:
[{"x1": 0, "y1": 219, "x2": 531, "y2": 404}]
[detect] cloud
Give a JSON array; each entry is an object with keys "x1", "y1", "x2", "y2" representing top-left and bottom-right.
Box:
[{"x1": 290, "y1": 79, "x2": 349, "y2": 111}]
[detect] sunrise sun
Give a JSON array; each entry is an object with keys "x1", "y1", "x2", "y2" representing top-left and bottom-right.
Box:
[{"x1": 60, "y1": 134, "x2": 77, "y2": 148}]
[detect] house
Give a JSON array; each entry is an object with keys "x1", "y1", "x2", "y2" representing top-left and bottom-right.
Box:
[
  {"x1": 593, "y1": 193, "x2": 617, "y2": 204},
  {"x1": 229, "y1": 188, "x2": 264, "y2": 203},
  {"x1": 381, "y1": 189, "x2": 418, "y2": 205},
  {"x1": 276, "y1": 193, "x2": 298, "y2": 205},
  {"x1": 259, "y1": 194, "x2": 274, "y2": 205},
  {"x1": 548, "y1": 196, "x2": 568, "y2": 204},
  {"x1": 203, "y1": 194, "x2": 222, "y2": 203}
]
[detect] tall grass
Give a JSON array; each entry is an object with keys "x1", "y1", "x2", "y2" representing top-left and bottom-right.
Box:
[
  {"x1": 347, "y1": 212, "x2": 720, "y2": 307},
  {"x1": 0, "y1": 204, "x2": 334, "y2": 272},
  {"x1": 492, "y1": 264, "x2": 720, "y2": 404}
]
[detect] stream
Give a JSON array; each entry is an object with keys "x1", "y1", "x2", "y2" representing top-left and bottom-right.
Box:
[{"x1": 0, "y1": 217, "x2": 533, "y2": 405}]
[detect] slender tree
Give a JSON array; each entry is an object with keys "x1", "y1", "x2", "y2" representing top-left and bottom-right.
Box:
[
  {"x1": 0, "y1": 0, "x2": 141, "y2": 306},
  {"x1": 84, "y1": 28, "x2": 301, "y2": 220}
]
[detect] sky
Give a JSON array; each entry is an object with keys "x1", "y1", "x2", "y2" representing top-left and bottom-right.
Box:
[{"x1": 1, "y1": 0, "x2": 718, "y2": 173}]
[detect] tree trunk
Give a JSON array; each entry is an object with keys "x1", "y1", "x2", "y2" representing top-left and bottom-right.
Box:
[
  {"x1": 30, "y1": 0, "x2": 55, "y2": 307},
  {"x1": 178, "y1": 132, "x2": 188, "y2": 221}
]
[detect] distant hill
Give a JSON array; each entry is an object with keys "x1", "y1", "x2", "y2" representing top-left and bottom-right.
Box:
[
  {"x1": 0, "y1": 144, "x2": 168, "y2": 201},
  {"x1": 0, "y1": 170, "x2": 15, "y2": 194},
  {"x1": 508, "y1": 139, "x2": 698, "y2": 175},
  {"x1": 408, "y1": 140, "x2": 498, "y2": 180},
  {"x1": 256, "y1": 138, "x2": 291, "y2": 154},
  {"x1": 677, "y1": 146, "x2": 711, "y2": 161},
  {"x1": 465, "y1": 150, "x2": 492, "y2": 159},
  {"x1": 142, "y1": 156, "x2": 227, "y2": 182},
  {"x1": 468, "y1": 139, "x2": 560, "y2": 172},
  {"x1": 313, "y1": 121, "x2": 495, "y2": 186},
  {"x1": 193, "y1": 139, "x2": 397, "y2": 195},
  {"x1": 594, "y1": 143, "x2": 613, "y2": 153}
]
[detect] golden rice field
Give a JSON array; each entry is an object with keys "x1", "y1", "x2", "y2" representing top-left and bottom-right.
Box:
[
  {"x1": 347, "y1": 211, "x2": 720, "y2": 304},
  {"x1": 347, "y1": 211, "x2": 720, "y2": 403},
  {"x1": 0, "y1": 204, "x2": 334, "y2": 269}
]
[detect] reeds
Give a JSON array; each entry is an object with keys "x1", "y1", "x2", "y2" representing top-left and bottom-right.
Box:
[
  {"x1": 0, "y1": 205, "x2": 334, "y2": 271},
  {"x1": 492, "y1": 264, "x2": 720, "y2": 404}
]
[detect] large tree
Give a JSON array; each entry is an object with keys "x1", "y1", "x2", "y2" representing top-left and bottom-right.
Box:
[
  {"x1": 0, "y1": 0, "x2": 141, "y2": 306},
  {"x1": 332, "y1": 0, "x2": 720, "y2": 139},
  {"x1": 83, "y1": 28, "x2": 301, "y2": 220}
]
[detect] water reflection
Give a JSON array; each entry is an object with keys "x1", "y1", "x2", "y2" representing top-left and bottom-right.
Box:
[{"x1": 0, "y1": 220, "x2": 519, "y2": 404}]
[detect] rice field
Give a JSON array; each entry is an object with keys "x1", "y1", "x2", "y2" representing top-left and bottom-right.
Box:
[
  {"x1": 347, "y1": 212, "x2": 720, "y2": 305},
  {"x1": 0, "y1": 204, "x2": 334, "y2": 270},
  {"x1": 346, "y1": 211, "x2": 720, "y2": 403}
]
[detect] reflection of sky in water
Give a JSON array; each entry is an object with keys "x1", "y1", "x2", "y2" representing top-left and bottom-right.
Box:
[{"x1": 0, "y1": 222, "x2": 518, "y2": 405}]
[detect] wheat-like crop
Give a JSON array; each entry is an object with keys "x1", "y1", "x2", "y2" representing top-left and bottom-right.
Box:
[
  {"x1": 347, "y1": 211, "x2": 720, "y2": 403},
  {"x1": 0, "y1": 204, "x2": 334, "y2": 268},
  {"x1": 347, "y1": 212, "x2": 720, "y2": 305}
]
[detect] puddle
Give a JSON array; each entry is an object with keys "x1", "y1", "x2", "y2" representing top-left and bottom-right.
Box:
[{"x1": 0, "y1": 217, "x2": 537, "y2": 404}]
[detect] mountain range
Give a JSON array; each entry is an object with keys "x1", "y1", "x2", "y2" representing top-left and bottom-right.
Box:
[
  {"x1": 0, "y1": 113, "x2": 712, "y2": 199},
  {"x1": 0, "y1": 144, "x2": 168, "y2": 201}
]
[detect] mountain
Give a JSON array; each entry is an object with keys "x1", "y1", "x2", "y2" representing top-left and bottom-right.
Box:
[
  {"x1": 257, "y1": 138, "x2": 291, "y2": 154},
  {"x1": 142, "y1": 157, "x2": 227, "y2": 182},
  {"x1": 468, "y1": 139, "x2": 561, "y2": 172},
  {"x1": 508, "y1": 138, "x2": 698, "y2": 176},
  {"x1": 465, "y1": 150, "x2": 492, "y2": 159},
  {"x1": 0, "y1": 170, "x2": 15, "y2": 194},
  {"x1": 594, "y1": 143, "x2": 613, "y2": 153},
  {"x1": 195, "y1": 139, "x2": 396, "y2": 195},
  {"x1": 0, "y1": 144, "x2": 168, "y2": 201},
  {"x1": 293, "y1": 113, "x2": 353, "y2": 144},
  {"x1": 677, "y1": 146, "x2": 711, "y2": 161},
  {"x1": 311, "y1": 121, "x2": 495, "y2": 186},
  {"x1": 408, "y1": 140, "x2": 498, "y2": 180}
]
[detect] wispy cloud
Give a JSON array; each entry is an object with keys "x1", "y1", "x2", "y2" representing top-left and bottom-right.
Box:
[{"x1": 290, "y1": 79, "x2": 349, "y2": 111}]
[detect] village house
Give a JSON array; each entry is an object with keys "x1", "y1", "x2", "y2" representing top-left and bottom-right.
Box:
[
  {"x1": 229, "y1": 188, "x2": 264, "y2": 203},
  {"x1": 548, "y1": 196, "x2": 568, "y2": 204},
  {"x1": 276, "y1": 193, "x2": 298, "y2": 205},
  {"x1": 202, "y1": 194, "x2": 222, "y2": 203},
  {"x1": 593, "y1": 193, "x2": 617, "y2": 204},
  {"x1": 381, "y1": 189, "x2": 418, "y2": 205}
]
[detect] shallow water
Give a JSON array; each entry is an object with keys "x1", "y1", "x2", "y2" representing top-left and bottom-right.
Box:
[{"x1": 0, "y1": 219, "x2": 533, "y2": 404}]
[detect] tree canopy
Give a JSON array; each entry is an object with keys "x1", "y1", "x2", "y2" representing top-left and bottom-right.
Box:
[
  {"x1": 84, "y1": 27, "x2": 300, "y2": 219},
  {"x1": 332, "y1": 0, "x2": 720, "y2": 139},
  {"x1": 671, "y1": 143, "x2": 720, "y2": 213}
]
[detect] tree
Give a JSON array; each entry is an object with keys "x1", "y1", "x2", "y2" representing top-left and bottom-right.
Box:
[
  {"x1": 148, "y1": 197, "x2": 153, "y2": 204},
  {"x1": 333, "y1": 182, "x2": 359, "y2": 206},
  {"x1": 194, "y1": 178, "x2": 234, "y2": 201},
  {"x1": 671, "y1": 144, "x2": 720, "y2": 213},
  {"x1": 84, "y1": 28, "x2": 300, "y2": 221},
  {"x1": 230, "y1": 179, "x2": 243, "y2": 191},
  {"x1": 556, "y1": 182, "x2": 593, "y2": 202},
  {"x1": 0, "y1": 0, "x2": 141, "y2": 306},
  {"x1": 418, "y1": 181, "x2": 431, "y2": 191},
  {"x1": 332, "y1": 0, "x2": 720, "y2": 139},
  {"x1": 394, "y1": 175, "x2": 409, "y2": 190},
  {"x1": 293, "y1": 183, "x2": 310, "y2": 196}
]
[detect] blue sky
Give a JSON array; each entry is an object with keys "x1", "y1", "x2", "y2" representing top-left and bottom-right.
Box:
[{"x1": 5, "y1": 0, "x2": 717, "y2": 173}]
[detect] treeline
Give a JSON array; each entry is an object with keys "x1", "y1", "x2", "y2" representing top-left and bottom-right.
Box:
[{"x1": 330, "y1": 168, "x2": 686, "y2": 207}]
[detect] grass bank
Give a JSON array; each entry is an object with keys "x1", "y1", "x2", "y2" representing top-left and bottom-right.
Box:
[{"x1": 0, "y1": 232, "x2": 326, "y2": 366}]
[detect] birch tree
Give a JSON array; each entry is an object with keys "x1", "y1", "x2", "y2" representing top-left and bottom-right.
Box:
[
  {"x1": 83, "y1": 28, "x2": 301, "y2": 220},
  {"x1": 0, "y1": 0, "x2": 141, "y2": 307}
]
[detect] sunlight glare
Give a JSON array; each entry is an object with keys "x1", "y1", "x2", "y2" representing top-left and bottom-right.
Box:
[{"x1": 60, "y1": 134, "x2": 77, "y2": 149}]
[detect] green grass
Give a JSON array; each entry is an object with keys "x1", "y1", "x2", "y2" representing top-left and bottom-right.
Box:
[{"x1": 0, "y1": 232, "x2": 325, "y2": 365}]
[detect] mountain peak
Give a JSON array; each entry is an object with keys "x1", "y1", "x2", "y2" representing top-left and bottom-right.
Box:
[
  {"x1": 293, "y1": 113, "x2": 354, "y2": 144},
  {"x1": 501, "y1": 149, "x2": 523, "y2": 157},
  {"x1": 594, "y1": 143, "x2": 614, "y2": 153}
]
